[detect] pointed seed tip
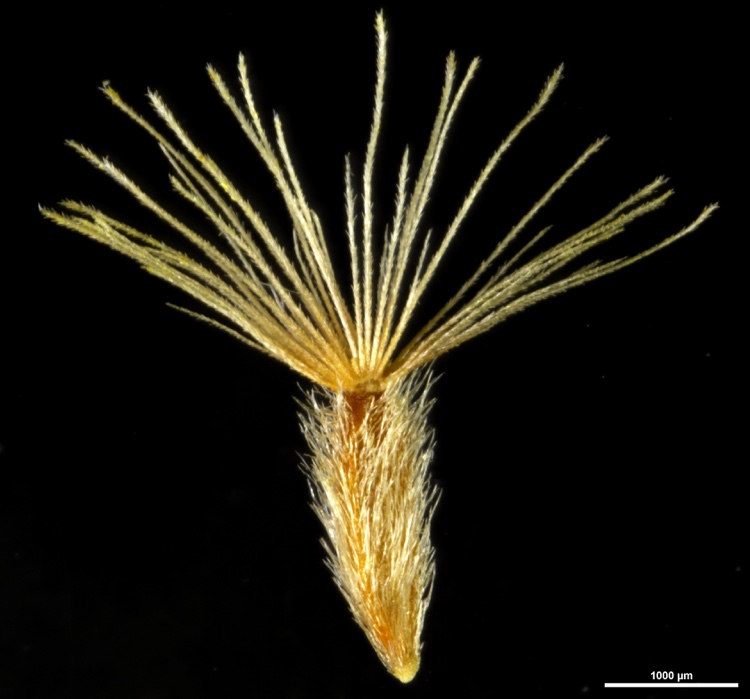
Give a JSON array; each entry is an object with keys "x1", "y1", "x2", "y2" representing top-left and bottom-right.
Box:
[{"x1": 392, "y1": 658, "x2": 420, "y2": 683}]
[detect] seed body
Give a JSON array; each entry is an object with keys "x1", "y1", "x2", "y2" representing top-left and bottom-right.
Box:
[{"x1": 301, "y1": 373, "x2": 438, "y2": 682}]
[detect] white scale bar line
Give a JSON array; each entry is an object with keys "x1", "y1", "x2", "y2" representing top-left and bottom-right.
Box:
[{"x1": 605, "y1": 683, "x2": 738, "y2": 688}]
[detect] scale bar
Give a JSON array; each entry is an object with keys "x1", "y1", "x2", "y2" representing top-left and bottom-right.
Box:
[{"x1": 605, "y1": 684, "x2": 738, "y2": 688}]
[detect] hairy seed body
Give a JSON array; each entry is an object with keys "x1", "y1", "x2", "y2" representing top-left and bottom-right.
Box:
[{"x1": 301, "y1": 373, "x2": 438, "y2": 681}]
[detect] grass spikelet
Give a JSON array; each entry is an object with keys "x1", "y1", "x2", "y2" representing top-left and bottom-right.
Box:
[{"x1": 40, "y1": 11, "x2": 716, "y2": 681}]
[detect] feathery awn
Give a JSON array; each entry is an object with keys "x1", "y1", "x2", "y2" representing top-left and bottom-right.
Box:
[{"x1": 41, "y1": 13, "x2": 716, "y2": 683}]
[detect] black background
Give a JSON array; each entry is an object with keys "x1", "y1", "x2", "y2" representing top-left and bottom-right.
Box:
[{"x1": 2, "y1": 2, "x2": 743, "y2": 697}]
